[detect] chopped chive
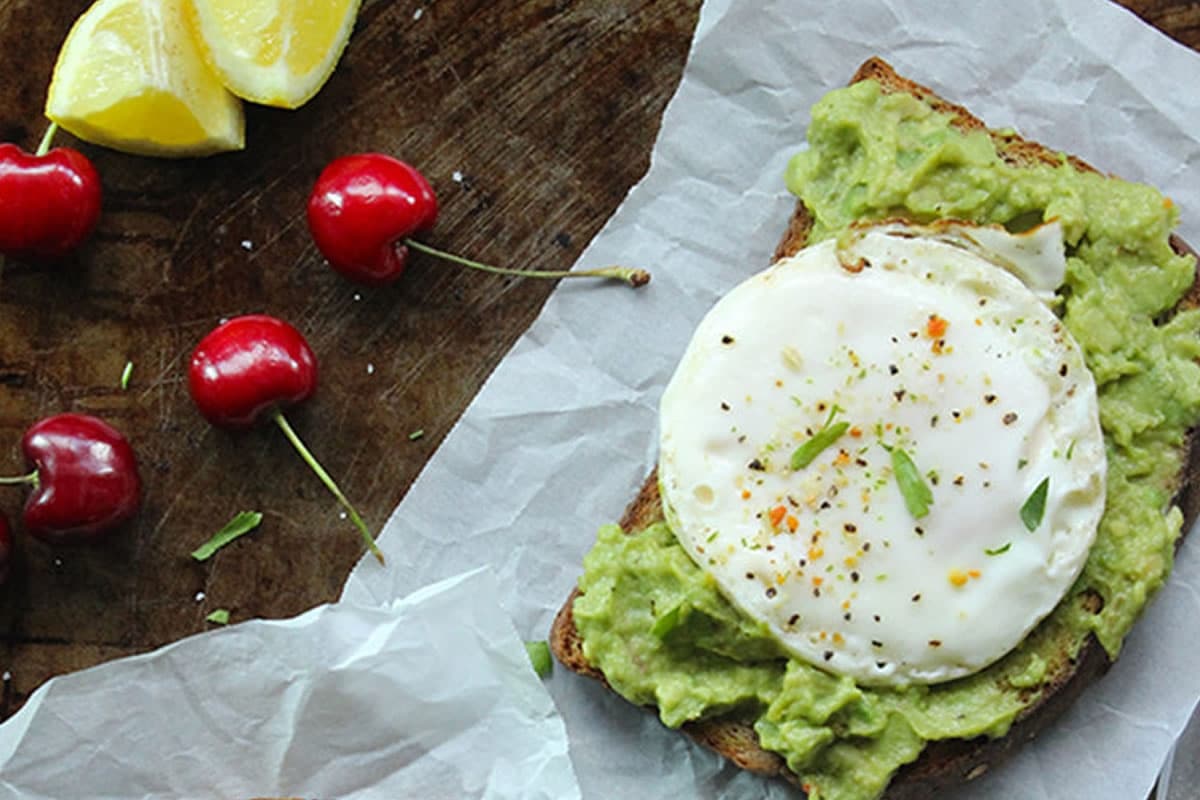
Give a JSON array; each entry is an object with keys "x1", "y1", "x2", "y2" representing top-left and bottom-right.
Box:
[
  {"x1": 190, "y1": 511, "x2": 263, "y2": 561},
  {"x1": 1017, "y1": 458, "x2": 1029, "y2": 470},
  {"x1": 791, "y1": 421, "x2": 850, "y2": 470},
  {"x1": 205, "y1": 609, "x2": 231, "y2": 625},
  {"x1": 890, "y1": 446, "x2": 933, "y2": 519},
  {"x1": 408, "y1": 429, "x2": 425, "y2": 441},
  {"x1": 524, "y1": 640, "x2": 552, "y2": 678},
  {"x1": 1065, "y1": 440, "x2": 1076, "y2": 460},
  {"x1": 1021, "y1": 478, "x2": 1050, "y2": 532},
  {"x1": 119, "y1": 361, "x2": 133, "y2": 390},
  {"x1": 985, "y1": 542, "x2": 1012, "y2": 556},
  {"x1": 651, "y1": 603, "x2": 684, "y2": 638}
]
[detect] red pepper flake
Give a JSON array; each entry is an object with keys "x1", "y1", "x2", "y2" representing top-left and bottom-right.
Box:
[
  {"x1": 786, "y1": 514, "x2": 799, "y2": 532},
  {"x1": 926, "y1": 314, "x2": 949, "y2": 339},
  {"x1": 768, "y1": 505, "x2": 787, "y2": 528},
  {"x1": 849, "y1": 426, "x2": 863, "y2": 438}
]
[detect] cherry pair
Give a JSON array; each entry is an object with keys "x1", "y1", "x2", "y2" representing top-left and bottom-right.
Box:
[{"x1": 184, "y1": 155, "x2": 655, "y2": 564}]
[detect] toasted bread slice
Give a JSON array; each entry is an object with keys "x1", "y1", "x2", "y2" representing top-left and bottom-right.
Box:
[{"x1": 551, "y1": 57, "x2": 1200, "y2": 797}]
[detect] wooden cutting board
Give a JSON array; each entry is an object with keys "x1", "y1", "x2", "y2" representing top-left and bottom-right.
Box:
[{"x1": 0, "y1": 0, "x2": 1195, "y2": 720}]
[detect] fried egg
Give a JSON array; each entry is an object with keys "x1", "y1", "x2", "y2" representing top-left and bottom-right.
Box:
[{"x1": 658, "y1": 221, "x2": 1105, "y2": 686}]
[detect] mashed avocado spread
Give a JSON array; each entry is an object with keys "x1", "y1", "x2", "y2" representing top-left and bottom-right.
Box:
[{"x1": 573, "y1": 79, "x2": 1200, "y2": 800}]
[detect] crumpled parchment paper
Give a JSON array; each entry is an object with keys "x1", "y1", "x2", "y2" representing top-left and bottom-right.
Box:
[
  {"x1": 342, "y1": 0, "x2": 1200, "y2": 797},
  {"x1": 0, "y1": 568, "x2": 581, "y2": 799}
]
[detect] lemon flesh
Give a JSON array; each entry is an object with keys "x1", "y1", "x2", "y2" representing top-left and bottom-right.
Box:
[
  {"x1": 186, "y1": 0, "x2": 361, "y2": 109},
  {"x1": 46, "y1": 0, "x2": 244, "y2": 158}
]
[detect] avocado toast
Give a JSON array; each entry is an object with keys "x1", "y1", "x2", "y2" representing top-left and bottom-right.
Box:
[{"x1": 550, "y1": 58, "x2": 1200, "y2": 799}]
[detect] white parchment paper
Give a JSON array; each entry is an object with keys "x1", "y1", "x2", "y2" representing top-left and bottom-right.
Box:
[
  {"x1": 340, "y1": 0, "x2": 1200, "y2": 798},
  {"x1": 0, "y1": 568, "x2": 581, "y2": 799}
]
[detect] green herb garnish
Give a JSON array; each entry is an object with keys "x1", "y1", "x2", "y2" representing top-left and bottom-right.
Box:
[
  {"x1": 1021, "y1": 477, "x2": 1050, "y2": 532},
  {"x1": 408, "y1": 429, "x2": 425, "y2": 441},
  {"x1": 190, "y1": 511, "x2": 264, "y2": 561},
  {"x1": 985, "y1": 542, "x2": 1012, "y2": 556},
  {"x1": 651, "y1": 603, "x2": 684, "y2": 638},
  {"x1": 889, "y1": 446, "x2": 933, "y2": 519},
  {"x1": 524, "y1": 640, "x2": 552, "y2": 678},
  {"x1": 205, "y1": 609, "x2": 231, "y2": 625},
  {"x1": 791, "y1": 408, "x2": 849, "y2": 471},
  {"x1": 120, "y1": 361, "x2": 133, "y2": 390}
]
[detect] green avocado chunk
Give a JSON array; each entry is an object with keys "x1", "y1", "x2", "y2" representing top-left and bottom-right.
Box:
[{"x1": 574, "y1": 78, "x2": 1200, "y2": 800}]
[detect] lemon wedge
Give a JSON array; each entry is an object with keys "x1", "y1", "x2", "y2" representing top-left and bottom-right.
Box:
[
  {"x1": 185, "y1": 0, "x2": 361, "y2": 109},
  {"x1": 45, "y1": 0, "x2": 244, "y2": 158}
]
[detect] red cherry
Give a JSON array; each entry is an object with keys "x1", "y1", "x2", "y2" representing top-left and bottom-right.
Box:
[
  {"x1": 189, "y1": 314, "x2": 318, "y2": 429},
  {"x1": 307, "y1": 153, "x2": 438, "y2": 285},
  {"x1": 0, "y1": 514, "x2": 10, "y2": 585},
  {"x1": 0, "y1": 127, "x2": 102, "y2": 262},
  {"x1": 17, "y1": 413, "x2": 140, "y2": 543},
  {"x1": 306, "y1": 153, "x2": 649, "y2": 288},
  {"x1": 188, "y1": 314, "x2": 383, "y2": 563}
]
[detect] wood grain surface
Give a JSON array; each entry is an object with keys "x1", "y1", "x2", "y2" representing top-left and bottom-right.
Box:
[{"x1": 0, "y1": 0, "x2": 1195, "y2": 724}]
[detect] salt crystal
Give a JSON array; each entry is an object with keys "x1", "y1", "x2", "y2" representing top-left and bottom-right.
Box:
[
  {"x1": 353, "y1": 293, "x2": 362, "y2": 302},
  {"x1": 1, "y1": 671, "x2": 10, "y2": 682},
  {"x1": 194, "y1": 591, "x2": 206, "y2": 602},
  {"x1": 240, "y1": 240, "x2": 253, "y2": 251},
  {"x1": 413, "y1": 7, "x2": 423, "y2": 19},
  {"x1": 366, "y1": 363, "x2": 375, "y2": 374},
  {"x1": 452, "y1": 170, "x2": 464, "y2": 183}
]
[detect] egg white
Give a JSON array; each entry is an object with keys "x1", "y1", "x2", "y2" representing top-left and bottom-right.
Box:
[{"x1": 658, "y1": 223, "x2": 1105, "y2": 686}]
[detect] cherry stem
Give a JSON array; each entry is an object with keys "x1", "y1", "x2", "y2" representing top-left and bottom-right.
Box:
[
  {"x1": 271, "y1": 409, "x2": 385, "y2": 565},
  {"x1": 405, "y1": 239, "x2": 650, "y2": 288},
  {"x1": 36, "y1": 122, "x2": 59, "y2": 157},
  {"x1": 0, "y1": 470, "x2": 38, "y2": 487}
]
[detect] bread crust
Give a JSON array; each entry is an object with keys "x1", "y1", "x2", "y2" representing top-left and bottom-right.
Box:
[{"x1": 550, "y1": 57, "x2": 1200, "y2": 797}]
